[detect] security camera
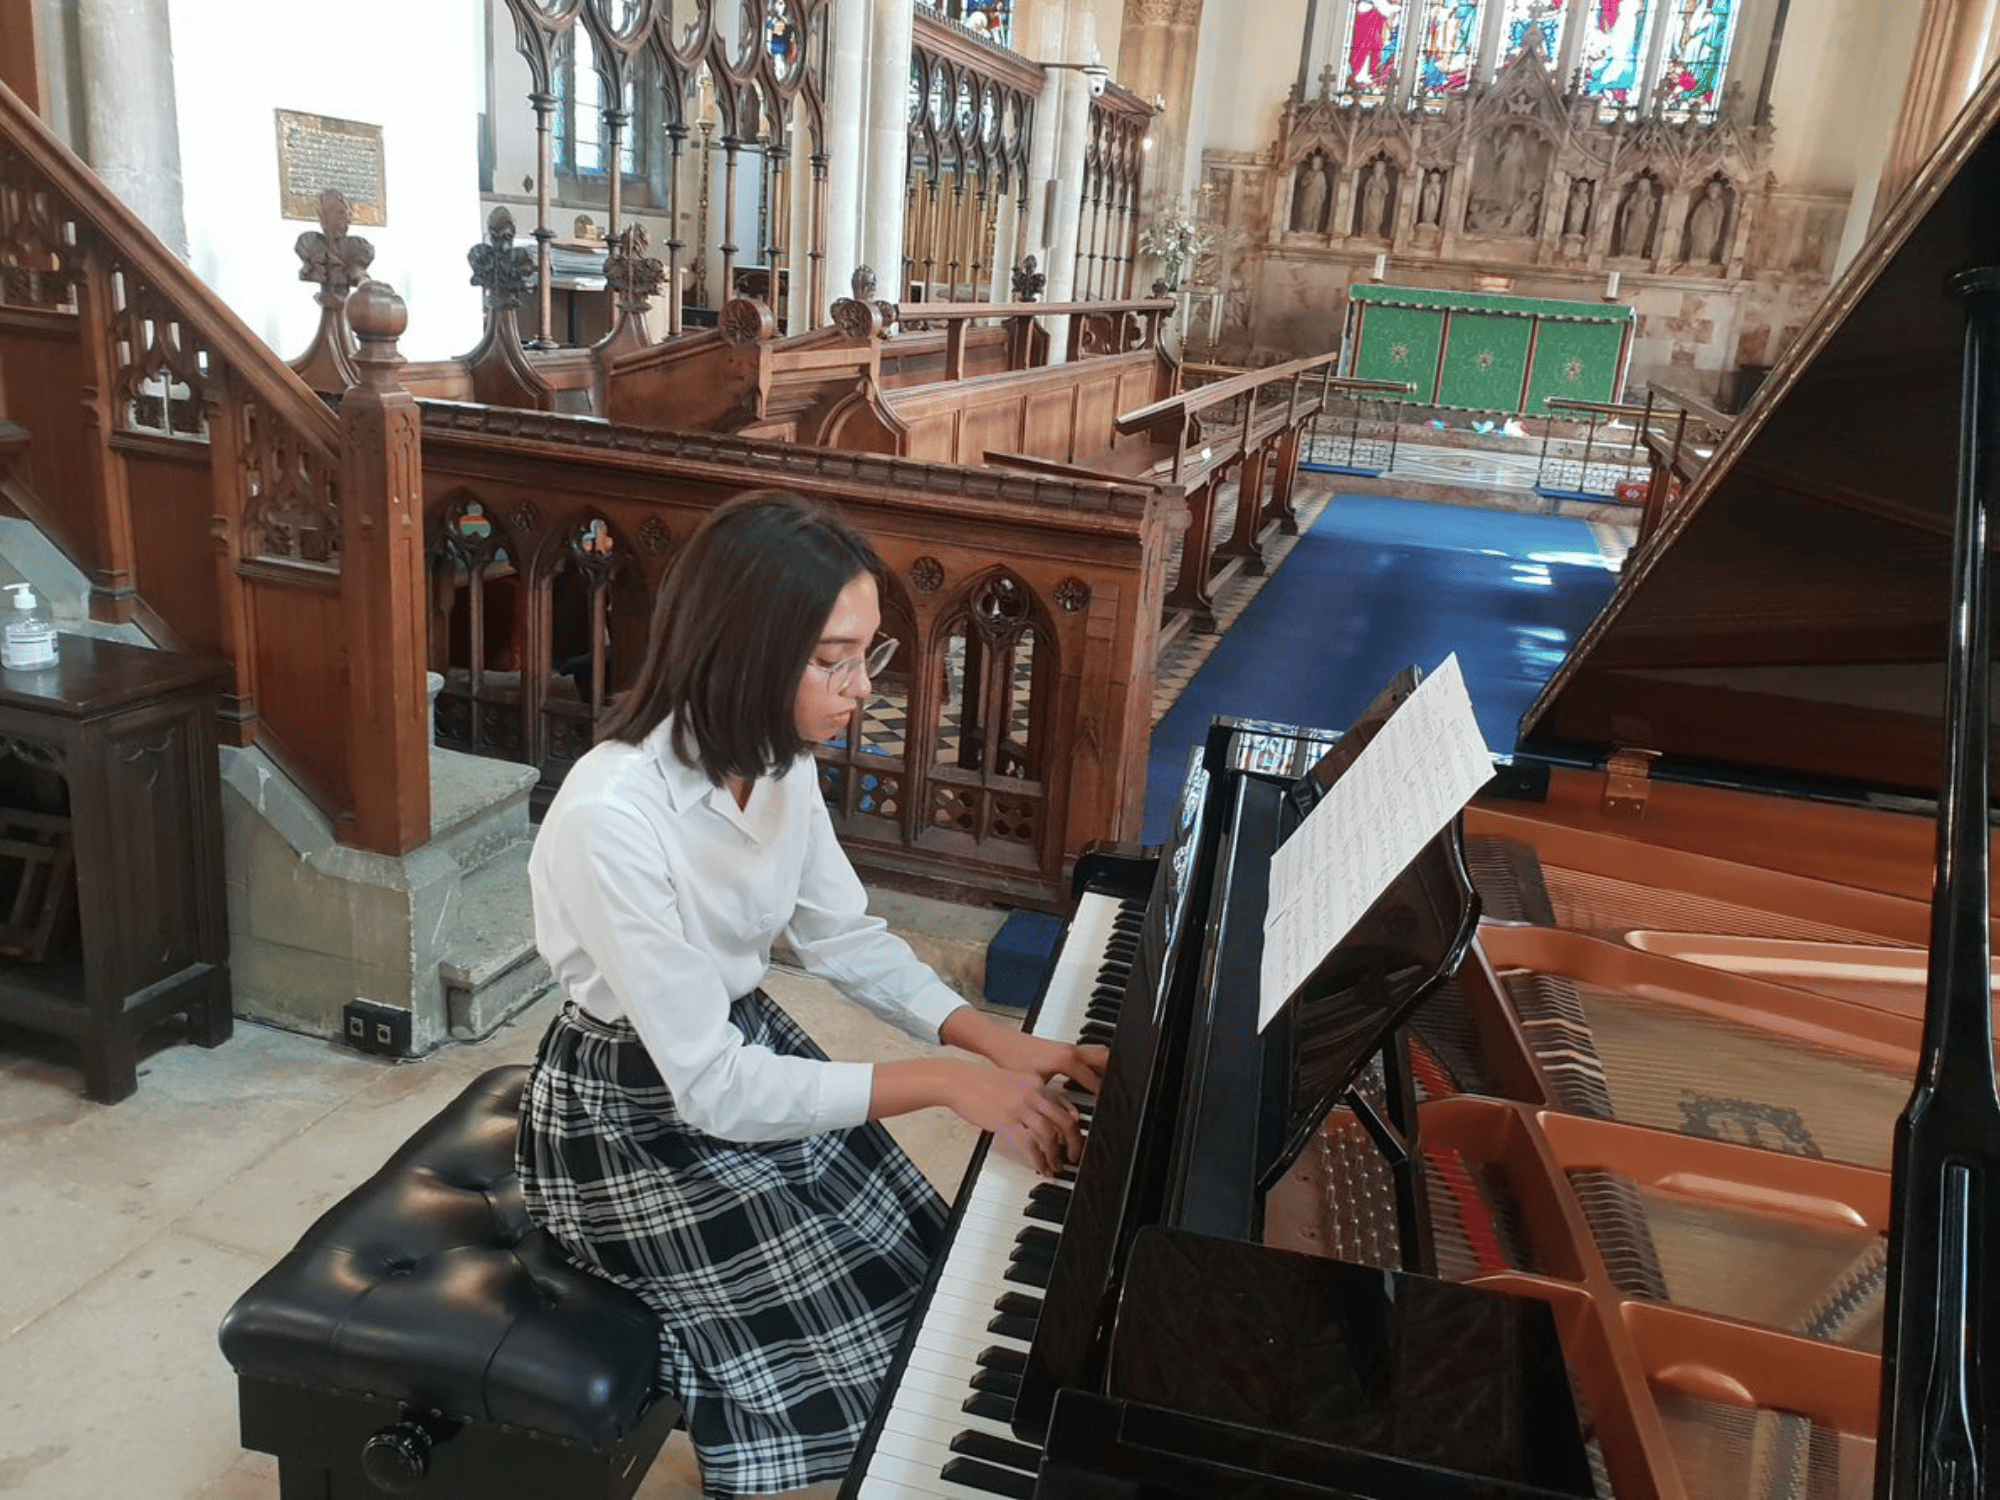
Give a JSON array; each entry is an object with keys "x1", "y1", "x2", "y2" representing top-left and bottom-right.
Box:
[{"x1": 1083, "y1": 63, "x2": 1109, "y2": 98}]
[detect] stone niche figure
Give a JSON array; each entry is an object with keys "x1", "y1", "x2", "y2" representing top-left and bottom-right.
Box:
[
  {"x1": 1418, "y1": 169, "x2": 1444, "y2": 226},
  {"x1": 1356, "y1": 158, "x2": 1392, "y2": 237},
  {"x1": 1465, "y1": 124, "x2": 1544, "y2": 235},
  {"x1": 1614, "y1": 176, "x2": 1659, "y2": 258},
  {"x1": 1563, "y1": 178, "x2": 1593, "y2": 237},
  {"x1": 1684, "y1": 178, "x2": 1728, "y2": 263},
  {"x1": 1292, "y1": 152, "x2": 1332, "y2": 233}
]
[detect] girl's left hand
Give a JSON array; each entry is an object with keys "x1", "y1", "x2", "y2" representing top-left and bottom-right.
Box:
[{"x1": 945, "y1": 1008, "x2": 1108, "y2": 1095}]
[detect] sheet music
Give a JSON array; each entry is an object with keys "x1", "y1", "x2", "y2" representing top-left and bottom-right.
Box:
[{"x1": 1259, "y1": 655, "x2": 1493, "y2": 1032}]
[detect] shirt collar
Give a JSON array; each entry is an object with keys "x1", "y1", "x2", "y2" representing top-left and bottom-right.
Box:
[{"x1": 645, "y1": 718, "x2": 722, "y2": 815}]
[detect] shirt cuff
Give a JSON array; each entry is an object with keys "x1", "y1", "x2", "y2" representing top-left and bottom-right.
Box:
[
  {"x1": 906, "y1": 986, "x2": 971, "y2": 1040},
  {"x1": 812, "y1": 1059, "x2": 877, "y2": 1132}
]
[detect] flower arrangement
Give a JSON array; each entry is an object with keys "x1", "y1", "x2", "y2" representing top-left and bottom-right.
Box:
[{"x1": 1138, "y1": 199, "x2": 1211, "y2": 290}]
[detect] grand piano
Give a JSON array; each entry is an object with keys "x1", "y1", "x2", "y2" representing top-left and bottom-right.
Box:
[{"x1": 841, "y1": 64, "x2": 2000, "y2": 1500}]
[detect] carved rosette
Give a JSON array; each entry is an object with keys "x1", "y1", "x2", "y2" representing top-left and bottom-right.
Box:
[
  {"x1": 639, "y1": 515, "x2": 671, "y2": 555},
  {"x1": 510, "y1": 501, "x2": 542, "y2": 534},
  {"x1": 830, "y1": 297, "x2": 882, "y2": 342},
  {"x1": 720, "y1": 297, "x2": 777, "y2": 346},
  {"x1": 1054, "y1": 577, "x2": 1091, "y2": 613},
  {"x1": 910, "y1": 556, "x2": 946, "y2": 592}
]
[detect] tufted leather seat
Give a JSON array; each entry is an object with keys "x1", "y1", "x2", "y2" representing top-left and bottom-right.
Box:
[{"x1": 218, "y1": 1065, "x2": 678, "y2": 1499}]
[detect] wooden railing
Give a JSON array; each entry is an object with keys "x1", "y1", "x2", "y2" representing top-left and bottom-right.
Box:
[
  {"x1": 1542, "y1": 392, "x2": 1728, "y2": 544},
  {"x1": 1113, "y1": 355, "x2": 1404, "y2": 627},
  {"x1": 0, "y1": 80, "x2": 430, "y2": 855},
  {"x1": 419, "y1": 403, "x2": 1177, "y2": 907}
]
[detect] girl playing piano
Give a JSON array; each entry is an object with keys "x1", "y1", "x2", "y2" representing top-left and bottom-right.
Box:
[{"x1": 516, "y1": 490, "x2": 1106, "y2": 1498}]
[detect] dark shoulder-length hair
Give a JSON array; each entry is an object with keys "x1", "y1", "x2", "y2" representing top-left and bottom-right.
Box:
[{"x1": 598, "y1": 490, "x2": 882, "y2": 782}]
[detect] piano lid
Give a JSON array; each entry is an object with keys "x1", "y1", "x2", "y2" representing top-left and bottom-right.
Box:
[{"x1": 1519, "y1": 69, "x2": 2000, "y2": 801}]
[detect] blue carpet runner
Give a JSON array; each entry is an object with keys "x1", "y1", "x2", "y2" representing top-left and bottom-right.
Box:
[{"x1": 1142, "y1": 494, "x2": 1620, "y2": 844}]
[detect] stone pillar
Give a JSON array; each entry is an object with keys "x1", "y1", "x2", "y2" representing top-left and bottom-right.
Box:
[
  {"x1": 823, "y1": 0, "x2": 869, "y2": 313},
  {"x1": 1041, "y1": 2, "x2": 1101, "y2": 313},
  {"x1": 863, "y1": 0, "x2": 914, "y2": 298},
  {"x1": 1876, "y1": 0, "x2": 2000, "y2": 223},
  {"x1": 1119, "y1": 0, "x2": 1204, "y2": 217},
  {"x1": 77, "y1": 0, "x2": 187, "y2": 257}
]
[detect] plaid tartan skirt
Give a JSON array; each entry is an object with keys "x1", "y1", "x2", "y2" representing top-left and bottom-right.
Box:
[{"x1": 517, "y1": 995, "x2": 948, "y2": 1498}]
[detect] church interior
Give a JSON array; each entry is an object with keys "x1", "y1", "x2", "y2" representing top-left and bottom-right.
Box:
[{"x1": 2, "y1": 0, "x2": 1999, "y2": 1496}]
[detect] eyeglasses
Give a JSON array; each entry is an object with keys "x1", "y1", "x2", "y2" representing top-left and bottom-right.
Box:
[{"x1": 807, "y1": 634, "x2": 898, "y2": 693}]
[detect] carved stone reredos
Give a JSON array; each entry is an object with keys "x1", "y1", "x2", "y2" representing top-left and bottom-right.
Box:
[{"x1": 1271, "y1": 32, "x2": 1771, "y2": 201}]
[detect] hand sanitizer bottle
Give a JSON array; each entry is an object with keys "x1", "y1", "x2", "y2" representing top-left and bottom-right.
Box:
[{"x1": 1, "y1": 584, "x2": 57, "y2": 671}]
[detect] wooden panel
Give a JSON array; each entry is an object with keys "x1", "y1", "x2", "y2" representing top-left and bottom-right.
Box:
[
  {"x1": 245, "y1": 577, "x2": 352, "y2": 826},
  {"x1": 119, "y1": 440, "x2": 224, "y2": 656},
  {"x1": 0, "y1": 318, "x2": 92, "y2": 560},
  {"x1": 0, "y1": 0, "x2": 41, "y2": 112},
  {"x1": 1022, "y1": 387, "x2": 1079, "y2": 464}
]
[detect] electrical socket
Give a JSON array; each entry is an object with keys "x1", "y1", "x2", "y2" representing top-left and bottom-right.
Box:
[{"x1": 343, "y1": 999, "x2": 412, "y2": 1057}]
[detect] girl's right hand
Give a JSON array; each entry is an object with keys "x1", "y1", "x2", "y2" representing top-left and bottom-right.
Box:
[{"x1": 954, "y1": 1064, "x2": 1083, "y2": 1177}]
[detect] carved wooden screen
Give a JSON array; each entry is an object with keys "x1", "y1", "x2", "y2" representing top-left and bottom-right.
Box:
[
  {"x1": 906, "y1": 14, "x2": 1038, "y2": 304},
  {"x1": 1080, "y1": 93, "x2": 1150, "y2": 300},
  {"x1": 500, "y1": 0, "x2": 832, "y2": 338}
]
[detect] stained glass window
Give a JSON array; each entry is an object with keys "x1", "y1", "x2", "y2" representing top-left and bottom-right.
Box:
[
  {"x1": 1413, "y1": 0, "x2": 1483, "y2": 96},
  {"x1": 1344, "y1": 0, "x2": 1408, "y2": 96},
  {"x1": 1657, "y1": 0, "x2": 1736, "y2": 117},
  {"x1": 1499, "y1": 0, "x2": 1567, "y2": 72},
  {"x1": 1578, "y1": 0, "x2": 1654, "y2": 104}
]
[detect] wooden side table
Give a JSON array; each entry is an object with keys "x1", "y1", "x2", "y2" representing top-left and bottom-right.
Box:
[{"x1": 0, "y1": 634, "x2": 231, "y2": 1102}]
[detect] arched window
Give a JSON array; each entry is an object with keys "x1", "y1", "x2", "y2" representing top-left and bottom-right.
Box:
[{"x1": 554, "y1": 25, "x2": 640, "y2": 181}]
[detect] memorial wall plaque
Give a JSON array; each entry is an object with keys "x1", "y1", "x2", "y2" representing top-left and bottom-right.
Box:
[{"x1": 275, "y1": 110, "x2": 386, "y2": 226}]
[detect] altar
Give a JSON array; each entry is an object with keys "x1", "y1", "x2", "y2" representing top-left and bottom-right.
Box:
[{"x1": 1345, "y1": 285, "x2": 1634, "y2": 415}]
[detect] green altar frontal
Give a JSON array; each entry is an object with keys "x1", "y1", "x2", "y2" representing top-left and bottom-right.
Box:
[{"x1": 1346, "y1": 285, "x2": 1634, "y2": 415}]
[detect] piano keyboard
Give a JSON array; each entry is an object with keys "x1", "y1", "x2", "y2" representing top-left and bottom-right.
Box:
[{"x1": 845, "y1": 889, "x2": 1143, "y2": 1498}]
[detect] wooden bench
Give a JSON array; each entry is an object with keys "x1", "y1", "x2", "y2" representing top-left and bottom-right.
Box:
[{"x1": 218, "y1": 1066, "x2": 677, "y2": 1499}]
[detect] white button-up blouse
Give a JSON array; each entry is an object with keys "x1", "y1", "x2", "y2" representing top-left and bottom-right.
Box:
[{"x1": 529, "y1": 720, "x2": 969, "y2": 1142}]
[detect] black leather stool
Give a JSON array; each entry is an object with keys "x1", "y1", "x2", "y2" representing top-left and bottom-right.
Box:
[{"x1": 218, "y1": 1065, "x2": 678, "y2": 1499}]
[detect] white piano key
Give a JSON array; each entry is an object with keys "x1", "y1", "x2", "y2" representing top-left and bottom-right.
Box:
[{"x1": 848, "y1": 890, "x2": 1144, "y2": 1500}]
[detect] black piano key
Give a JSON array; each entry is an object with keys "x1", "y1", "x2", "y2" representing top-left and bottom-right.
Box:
[
  {"x1": 1004, "y1": 1257, "x2": 1051, "y2": 1289},
  {"x1": 970, "y1": 1365, "x2": 1023, "y2": 1398},
  {"x1": 1024, "y1": 1184, "x2": 1070, "y2": 1224},
  {"x1": 977, "y1": 1344, "x2": 1028, "y2": 1374},
  {"x1": 988, "y1": 1310, "x2": 1038, "y2": 1341},
  {"x1": 940, "y1": 1455, "x2": 1036, "y2": 1498},
  {"x1": 963, "y1": 1390, "x2": 1017, "y2": 1425},
  {"x1": 1014, "y1": 1224, "x2": 1060, "y2": 1255},
  {"x1": 950, "y1": 1429, "x2": 1047, "y2": 1476}
]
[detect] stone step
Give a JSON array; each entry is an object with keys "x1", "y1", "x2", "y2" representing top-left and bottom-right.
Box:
[
  {"x1": 438, "y1": 839, "x2": 553, "y2": 1042},
  {"x1": 429, "y1": 747, "x2": 539, "y2": 876}
]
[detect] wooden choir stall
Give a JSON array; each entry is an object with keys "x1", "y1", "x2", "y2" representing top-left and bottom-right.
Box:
[{"x1": 837, "y1": 62, "x2": 2000, "y2": 1500}]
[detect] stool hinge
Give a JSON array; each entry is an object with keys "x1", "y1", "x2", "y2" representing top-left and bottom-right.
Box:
[{"x1": 1602, "y1": 748, "x2": 1660, "y2": 817}]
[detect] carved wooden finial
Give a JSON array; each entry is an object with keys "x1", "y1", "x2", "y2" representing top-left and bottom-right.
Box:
[
  {"x1": 294, "y1": 189, "x2": 375, "y2": 304},
  {"x1": 347, "y1": 280, "x2": 407, "y2": 387},
  {"x1": 467, "y1": 207, "x2": 537, "y2": 311},
  {"x1": 605, "y1": 223, "x2": 666, "y2": 308}
]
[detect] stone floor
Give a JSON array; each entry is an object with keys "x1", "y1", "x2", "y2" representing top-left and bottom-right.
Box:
[
  {"x1": 0, "y1": 969, "x2": 980, "y2": 1500},
  {"x1": 0, "y1": 472, "x2": 1639, "y2": 1499}
]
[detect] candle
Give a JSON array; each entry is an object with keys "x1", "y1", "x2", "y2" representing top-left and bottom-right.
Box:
[
  {"x1": 1605, "y1": 270, "x2": 1622, "y2": 298},
  {"x1": 1372, "y1": 252, "x2": 1387, "y2": 280}
]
